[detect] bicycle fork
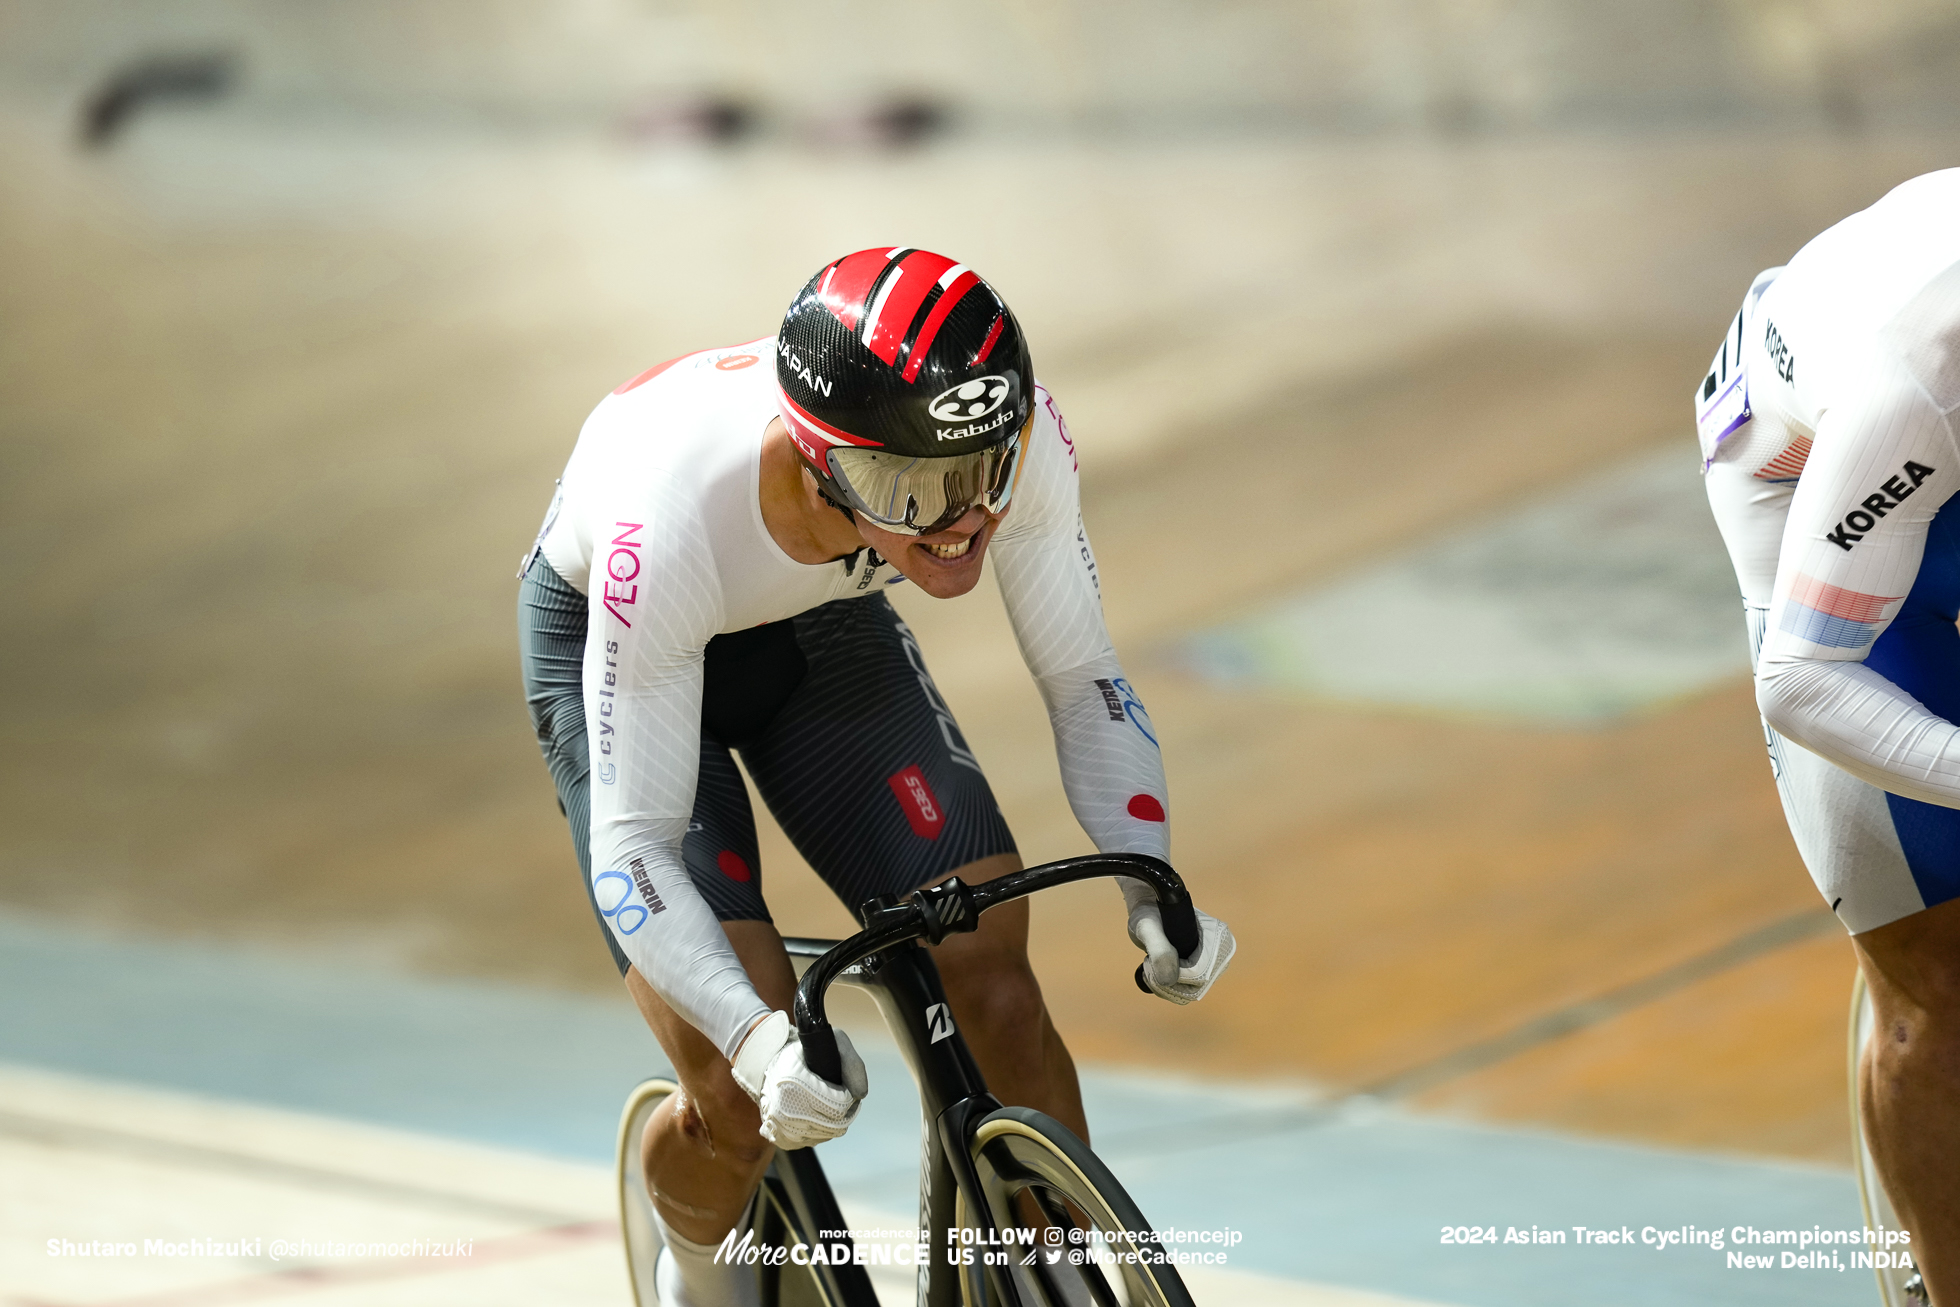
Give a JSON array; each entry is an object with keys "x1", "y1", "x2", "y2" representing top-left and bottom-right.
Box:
[{"x1": 854, "y1": 942, "x2": 1007, "y2": 1307}]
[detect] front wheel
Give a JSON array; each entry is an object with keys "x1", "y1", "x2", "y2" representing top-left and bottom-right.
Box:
[{"x1": 958, "y1": 1106, "x2": 1196, "y2": 1307}]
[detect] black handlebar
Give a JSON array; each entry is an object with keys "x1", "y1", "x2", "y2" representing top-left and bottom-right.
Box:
[{"x1": 793, "y1": 853, "x2": 1197, "y2": 1086}]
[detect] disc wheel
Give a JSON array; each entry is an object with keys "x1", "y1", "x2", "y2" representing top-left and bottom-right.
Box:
[
  {"x1": 957, "y1": 1107, "x2": 1195, "y2": 1307},
  {"x1": 751, "y1": 1156, "x2": 843, "y2": 1307},
  {"x1": 1850, "y1": 973, "x2": 1929, "y2": 1306}
]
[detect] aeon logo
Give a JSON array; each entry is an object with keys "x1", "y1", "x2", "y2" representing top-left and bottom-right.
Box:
[{"x1": 928, "y1": 376, "x2": 1009, "y2": 423}]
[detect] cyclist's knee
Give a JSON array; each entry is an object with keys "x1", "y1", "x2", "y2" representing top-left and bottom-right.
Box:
[
  {"x1": 941, "y1": 954, "x2": 1047, "y2": 1039},
  {"x1": 1868, "y1": 1012, "x2": 1960, "y2": 1100},
  {"x1": 1882, "y1": 978, "x2": 1960, "y2": 1038},
  {"x1": 1863, "y1": 931, "x2": 1960, "y2": 1088},
  {"x1": 662, "y1": 1070, "x2": 774, "y2": 1172}
]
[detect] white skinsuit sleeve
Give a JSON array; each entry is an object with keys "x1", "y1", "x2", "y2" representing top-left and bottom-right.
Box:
[
  {"x1": 583, "y1": 472, "x2": 772, "y2": 1061},
  {"x1": 1754, "y1": 356, "x2": 1960, "y2": 807}
]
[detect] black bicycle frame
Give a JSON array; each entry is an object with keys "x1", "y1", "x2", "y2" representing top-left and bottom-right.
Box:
[{"x1": 785, "y1": 852, "x2": 1198, "y2": 1307}]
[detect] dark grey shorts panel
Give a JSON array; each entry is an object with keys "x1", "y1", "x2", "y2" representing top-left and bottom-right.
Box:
[
  {"x1": 741, "y1": 595, "x2": 1016, "y2": 911},
  {"x1": 516, "y1": 557, "x2": 1014, "y2": 977}
]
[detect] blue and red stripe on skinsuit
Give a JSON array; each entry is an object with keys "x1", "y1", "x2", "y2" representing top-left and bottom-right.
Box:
[
  {"x1": 1778, "y1": 573, "x2": 1900, "y2": 648},
  {"x1": 1863, "y1": 498, "x2": 1960, "y2": 909}
]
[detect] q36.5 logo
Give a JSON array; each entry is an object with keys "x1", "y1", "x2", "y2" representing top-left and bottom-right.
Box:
[{"x1": 928, "y1": 376, "x2": 1010, "y2": 423}]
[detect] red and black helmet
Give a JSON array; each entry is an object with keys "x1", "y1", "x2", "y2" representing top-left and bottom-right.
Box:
[{"x1": 775, "y1": 247, "x2": 1033, "y2": 535}]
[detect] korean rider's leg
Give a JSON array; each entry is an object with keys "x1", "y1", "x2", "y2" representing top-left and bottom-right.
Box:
[
  {"x1": 1768, "y1": 699, "x2": 1960, "y2": 1299},
  {"x1": 1856, "y1": 896, "x2": 1960, "y2": 1304},
  {"x1": 1848, "y1": 529, "x2": 1960, "y2": 1303}
]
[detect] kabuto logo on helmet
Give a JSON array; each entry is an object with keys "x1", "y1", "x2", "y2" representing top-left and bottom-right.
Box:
[
  {"x1": 933, "y1": 407, "x2": 1018, "y2": 442},
  {"x1": 928, "y1": 376, "x2": 1010, "y2": 423}
]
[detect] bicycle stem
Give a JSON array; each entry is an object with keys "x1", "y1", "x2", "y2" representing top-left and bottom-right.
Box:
[{"x1": 793, "y1": 853, "x2": 1197, "y2": 1087}]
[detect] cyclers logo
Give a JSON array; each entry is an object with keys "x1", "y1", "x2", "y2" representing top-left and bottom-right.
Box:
[
  {"x1": 929, "y1": 376, "x2": 1009, "y2": 424},
  {"x1": 597, "y1": 638, "x2": 622, "y2": 773},
  {"x1": 925, "y1": 1003, "x2": 956, "y2": 1044},
  {"x1": 1827, "y1": 461, "x2": 1935, "y2": 550}
]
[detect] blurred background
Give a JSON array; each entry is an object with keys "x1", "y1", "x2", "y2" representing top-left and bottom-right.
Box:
[{"x1": 5, "y1": 2, "x2": 1960, "y2": 1304}]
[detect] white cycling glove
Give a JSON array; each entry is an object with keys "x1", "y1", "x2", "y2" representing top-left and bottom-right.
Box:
[
  {"x1": 730, "y1": 1010, "x2": 868, "y2": 1149},
  {"x1": 1122, "y1": 880, "x2": 1236, "y2": 1005}
]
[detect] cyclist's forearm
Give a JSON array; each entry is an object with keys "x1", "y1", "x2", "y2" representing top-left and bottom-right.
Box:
[
  {"x1": 1759, "y1": 656, "x2": 1960, "y2": 808},
  {"x1": 989, "y1": 388, "x2": 1170, "y2": 861},
  {"x1": 592, "y1": 823, "x2": 773, "y2": 1060},
  {"x1": 1034, "y1": 666, "x2": 1171, "y2": 863}
]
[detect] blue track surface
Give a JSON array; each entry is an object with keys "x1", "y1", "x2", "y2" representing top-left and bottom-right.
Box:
[{"x1": 2, "y1": 911, "x2": 1869, "y2": 1305}]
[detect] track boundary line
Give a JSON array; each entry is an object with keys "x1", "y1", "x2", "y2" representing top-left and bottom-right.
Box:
[
  {"x1": 8, "y1": 1221, "x2": 614, "y2": 1307},
  {"x1": 1361, "y1": 907, "x2": 1842, "y2": 1100},
  {"x1": 0, "y1": 1109, "x2": 585, "y2": 1227}
]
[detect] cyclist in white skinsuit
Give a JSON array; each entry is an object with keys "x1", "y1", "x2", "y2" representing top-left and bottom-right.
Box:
[
  {"x1": 1701, "y1": 170, "x2": 1960, "y2": 1302},
  {"x1": 517, "y1": 248, "x2": 1234, "y2": 1307}
]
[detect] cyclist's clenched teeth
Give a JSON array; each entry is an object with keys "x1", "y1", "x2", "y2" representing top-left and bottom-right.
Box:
[{"x1": 922, "y1": 537, "x2": 973, "y2": 560}]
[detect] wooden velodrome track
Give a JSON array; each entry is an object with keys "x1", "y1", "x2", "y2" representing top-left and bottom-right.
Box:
[{"x1": 6, "y1": 107, "x2": 1960, "y2": 1176}]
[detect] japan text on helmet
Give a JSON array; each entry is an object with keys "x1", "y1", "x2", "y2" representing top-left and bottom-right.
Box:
[{"x1": 775, "y1": 247, "x2": 1033, "y2": 535}]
